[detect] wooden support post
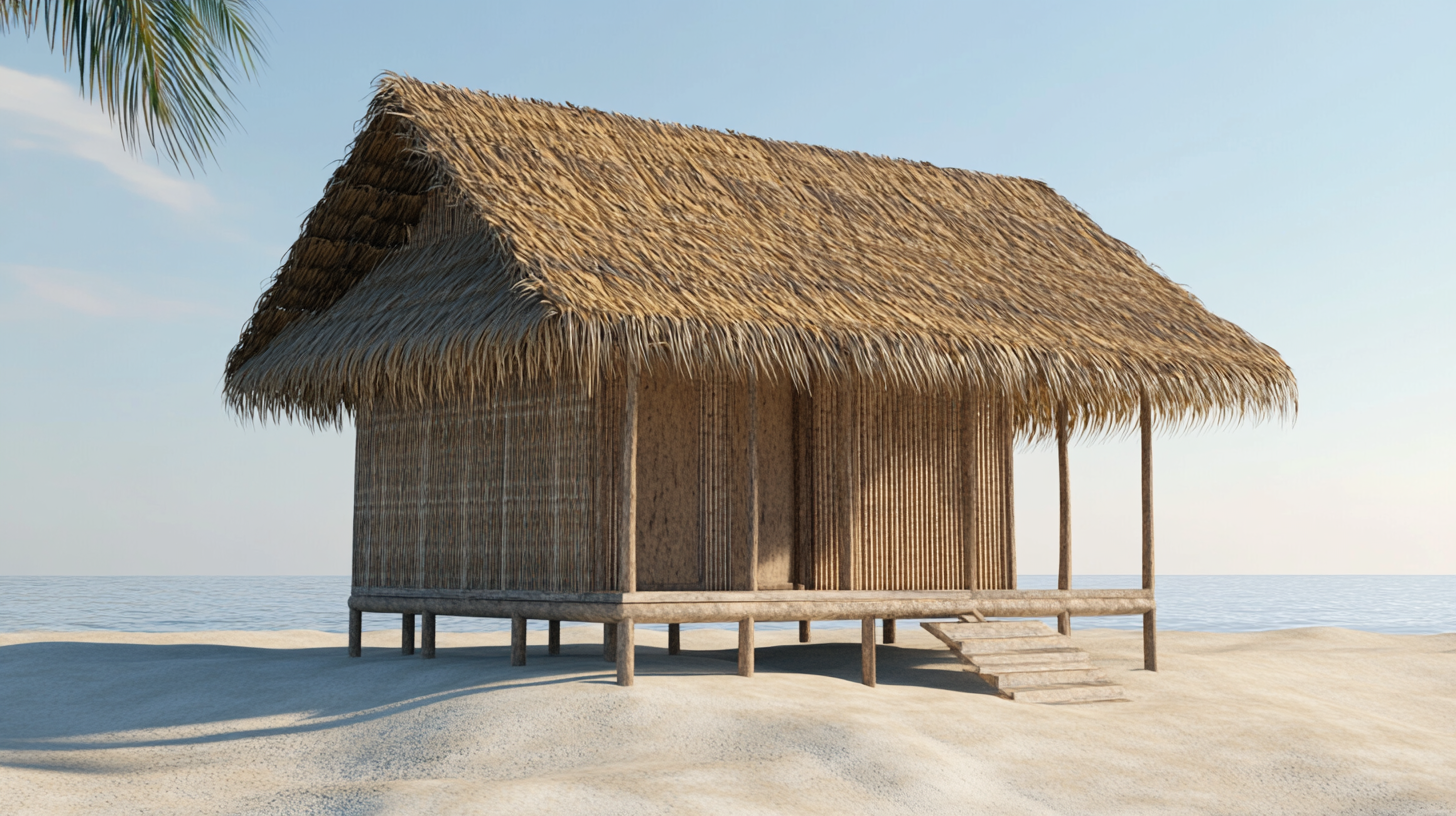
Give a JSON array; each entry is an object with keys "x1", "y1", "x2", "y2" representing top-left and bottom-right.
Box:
[
  {"x1": 668, "y1": 623, "x2": 681, "y2": 655},
  {"x1": 510, "y1": 614, "x2": 527, "y2": 666},
  {"x1": 799, "y1": 620, "x2": 811, "y2": 643},
  {"x1": 882, "y1": 618, "x2": 896, "y2": 644},
  {"x1": 422, "y1": 612, "x2": 436, "y2": 659},
  {"x1": 861, "y1": 617, "x2": 877, "y2": 687},
  {"x1": 619, "y1": 363, "x2": 640, "y2": 594},
  {"x1": 603, "y1": 622, "x2": 616, "y2": 662},
  {"x1": 1057, "y1": 402, "x2": 1072, "y2": 637},
  {"x1": 839, "y1": 385, "x2": 857, "y2": 591},
  {"x1": 616, "y1": 619, "x2": 635, "y2": 686},
  {"x1": 401, "y1": 613, "x2": 415, "y2": 656},
  {"x1": 548, "y1": 620, "x2": 560, "y2": 655},
  {"x1": 348, "y1": 608, "x2": 362, "y2": 657},
  {"x1": 748, "y1": 375, "x2": 760, "y2": 591},
  {"x1": 737, "y1": 617, "x2": 754, "y2": 677},
  {"x1": 1141, "y1": 393, "x2": 1158, "y2": 672}
]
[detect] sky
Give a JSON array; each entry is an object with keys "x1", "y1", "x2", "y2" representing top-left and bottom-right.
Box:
[{"x1": 0, "y1": 1, "x2": 1451, "y2": 576}]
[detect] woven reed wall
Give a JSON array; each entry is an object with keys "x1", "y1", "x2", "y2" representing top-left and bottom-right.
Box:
[
  {"x1": 352, "y1": 375, "x2": 620, "y2": 591},
  {"x1": 796, "y1": 382, "x2": 1015, "y2": 591}
]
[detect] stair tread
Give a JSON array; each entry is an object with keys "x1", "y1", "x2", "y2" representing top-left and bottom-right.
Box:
[
  {"x1": 1003, "y1": 684, "x2": 1129, "y2": 704},
  {"x1": 922, "y1": 621, "x2": 1130, "y2": 704},
  {"x1": 939, "y1": 622, "x2": 1057, "y2": 638},
  {"x1": 989, "y1": 669, "x2": 1110, "y2": 689}
]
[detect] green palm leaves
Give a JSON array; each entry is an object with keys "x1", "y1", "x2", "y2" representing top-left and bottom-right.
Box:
[{"x1": 2, "y1": 0, "x2": 268, "y2": 169}]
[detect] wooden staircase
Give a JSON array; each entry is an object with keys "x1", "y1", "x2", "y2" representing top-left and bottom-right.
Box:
[{"x1": 921, "y1": 617, "x2": 1129, "y2": 704}]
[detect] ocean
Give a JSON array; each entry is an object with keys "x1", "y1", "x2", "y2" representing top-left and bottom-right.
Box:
[{"x1": 1, "y1": 575, "x2": 1451, "y2": 634}]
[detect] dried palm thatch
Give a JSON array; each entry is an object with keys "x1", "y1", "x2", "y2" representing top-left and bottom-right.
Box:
[{"x1": 225, "y1": 74, "x2": 1295, "y2": 435}]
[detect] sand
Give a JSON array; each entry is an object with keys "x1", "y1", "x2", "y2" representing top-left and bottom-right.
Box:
[{"x1": 0, "y1": 624, "x2": 1452, "y2": 815}]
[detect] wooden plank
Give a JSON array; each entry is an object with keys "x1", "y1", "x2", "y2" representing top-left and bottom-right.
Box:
[
  {"x1": 748, "y1": 375, "x2": 760, "y2": 591},
  {"x1": 616, "y1": 618, "x2": 635, "y2": 686},
  {"x1": 510, "y1": 614, "x2": 526, "y2": 666},
  {"x1": 422, "y1": 611, "x2": 436, "y2": 659},
  {"x1": 738, "y1": 617, "x2": 754, "y2": 677},
  {"x1": 348, "y1": 608, "x2": 362, "y2": 657},
  {"x1": 668, "y1": 622, "x2": 681, "y2": 655},
  {"x1": 1141, "y1": 392, "x2": 1157, "y2": 672},
  {"x1": 799, "y1": 620, "x2": 810, "y2": 643},
  {"x1": 548, "y1": 619, "x2": 560, "y2": 655},
  {"x1": 861, "y1": 617, "x2": 876, "y2": 687},
  {"x1": 619, "y1": 363, "x2": 640, "y2": 593},
  {"x1": 401, "y1": 613, "x2": 415, "y2": 656},
  {"x1": 838, "y1": 384, "x2": 857, "y2": 591},
  {"x1": 882, "y1": 618, "x2": 896, "y2": 644},
  {"x1": 636, "y1": 371, "x2": 703, "y2": 590}
]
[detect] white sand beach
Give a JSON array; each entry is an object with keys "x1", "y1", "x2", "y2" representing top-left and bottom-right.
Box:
[{"x1": 0, "y1": 625, "x2": 1452, "y2": 815}]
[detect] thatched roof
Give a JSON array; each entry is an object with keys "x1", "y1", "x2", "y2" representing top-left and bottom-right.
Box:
[{"x1": 225, "y1": 74, "x2": 1295, "y2": 433}]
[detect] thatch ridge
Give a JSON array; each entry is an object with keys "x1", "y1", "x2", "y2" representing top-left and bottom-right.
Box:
[{"x1": 225, "y1": 73, "x2": 1296, "y2": 434}]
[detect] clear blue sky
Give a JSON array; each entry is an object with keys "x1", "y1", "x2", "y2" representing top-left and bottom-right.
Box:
[{"x1": 1, "y1": 1, "x2": 1451, "y2": 575}]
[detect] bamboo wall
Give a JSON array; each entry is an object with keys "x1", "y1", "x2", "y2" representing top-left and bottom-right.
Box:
[
  {"x1": 352, "y1": 376, "x2": 621, "y2": 591},
  {"x1": 796, "y1": 381, "x2": 1016, "y2": 591}
]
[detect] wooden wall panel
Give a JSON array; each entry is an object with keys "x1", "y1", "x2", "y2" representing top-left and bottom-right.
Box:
[
  {"x1": 636, "y1": 370, "x2": 704, "y2": 590},
  {"x1": 756, "y1": 376, "x2": 796, "y2": 589}
]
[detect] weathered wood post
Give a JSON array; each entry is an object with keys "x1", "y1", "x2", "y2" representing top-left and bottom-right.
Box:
[
  {"x1": 748, "y1": 374, "x2": 760, "y2": 591},
  {"x1": 401, "y1": 613, "x2": 415, "y2": 656},
  {"x1": 839, "y1": 384, "x2": 857, "y2": 591},
  {"x1": 603, "y1": 623, "x2": 616, "y2": 662},
  {"x1": 548, "y1": 620, "x2": 560, "y2": 655},
  {"x1": 882, "y1": 619, "x2": 896, "y2": 644},
  {"x1": 422, "y1": 612, "x2": 436, "y2": 659},
  {"x1": 798, "y1": 620, "x2": 811, "y2": 643},
  {"x1": 738, "y1": 617, "x2": 755, "y2": 677},
  {"x1": 348, "y1": 608, "x2": 362, "y2": 657},
  {"x1": 861, "y1": 617, "x2": 877, "y2": 687},
  {"x1": 619, "y1": 363, "x2": 640, "y2": 595},
  {"x1": 1141, "y1": 393, "x2": 1158, "y2": 672},
  {"x1": 511, "y1": 614, "x2": 527, "y2": 666},
  {"x1": 616, "y1": 618, "x2": 635, "y2": 686},
  {"x1": 668, "y1": 623, "x2": 681, "y2": 655},
  {"x1": 1057, "y1": 402, "x2": 1072, "y2": 636}
]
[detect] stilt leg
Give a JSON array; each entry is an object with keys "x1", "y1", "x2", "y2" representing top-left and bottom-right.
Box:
[
  {"x1": 1058, "y1": 611, "x2": 1072, "y2": 636},
  {"x1": 348, "y1": 608, "x2": 362, "y2": 657},
  {"x1": 401, "y1": 613, "x2": 415, "y2": 656},
  {"x1": 668, "y1": 623, "x2": 680, "y2": 655},
  {"x1": 422, "y1": 612, "x2": 436, "y2": 659},
  {"x1": 737, "y1": 617, "x2": 754, "y2": 677},
  {"x1": 799, "y1": 620, "x2": 810, "y2": 643},
  {"x1": 882, "y1": 618, "x2": 896, "y2": 644},
  {"x1": 548, "y1": 620, "x2": 560, "y2": 655},
  {"x1": 1143, "y1": 610, "x2": 1158, "y2": 671},
  {"x1": 616, "y1": 619, "x2": 635, "y2": 686},
  {"x1": 861, "y1": 617, "x2": 877, "y2": 687},
  {"x1": 604, "y1": 622, "x2": 616, "y2": 662},
  {"x1": 511, "y1": 614, "x2": 527, "y2": 666}
]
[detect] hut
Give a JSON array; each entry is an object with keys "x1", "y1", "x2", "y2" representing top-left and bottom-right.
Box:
[{"x1": 225, "y1": 76, "x2": 1295, "y2": 692}]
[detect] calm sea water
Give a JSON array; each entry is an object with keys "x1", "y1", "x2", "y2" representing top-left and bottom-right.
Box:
[{"x1": 0, "y1": 575, "x2": 1451, "y2": 634}]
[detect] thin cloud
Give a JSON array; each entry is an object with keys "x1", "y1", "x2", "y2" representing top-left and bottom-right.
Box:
[
  {"x1": 3, "y1": 265, "x2": 221, "y2": 320},
  {"x1": 0, "y1": 65, "x2": 213, "y2": 213}
]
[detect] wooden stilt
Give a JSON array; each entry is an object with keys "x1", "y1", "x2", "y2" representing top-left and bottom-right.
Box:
[
  {"x1": 737, "y1": 617, "x2": 754, "y2": 677},
  {"x1": 548, "y1": 620, "x2": 560, "y2": 655},
  {"x1": 799, "y1": 620, "x2": 810, "y2": 643},
  {"x1": 511, "y1": 614, "x2": 527, "y2": 666},
  {"x1": 604, "y1": 622, "x2": 616, "y2": 662},
  {"x1": 1141, "y1": 393, "x2": 1157, "y2": 672},
  {"x1": 1058, "y1": 402, "x2": 1072, "y2": 636},
  {"x1": 348, "y1": 608, "x2": 362, "y2": 657},
  {"x1": 616, "y1": 619, "x2": 635, "y2": 686},
  {"x1": 861, "y1": 617, "x2": 876, "y2": 687},
  {"x1": 882, "y1": 618, "x2": 896, "y2": 644},
  {"x1": 668, "y1": 623, "x2": 680, "y2": 655},
  {"x1": 401, "y1": 613, "x2": 415, "y2": 656},
  {"x1": 422, "y1": 612, "x2": 436, "y2": 659}
]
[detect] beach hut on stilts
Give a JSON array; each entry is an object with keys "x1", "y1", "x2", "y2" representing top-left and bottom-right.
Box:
[{"x1": 224, "y1": 75, "x2": 1295, "y2": 702}]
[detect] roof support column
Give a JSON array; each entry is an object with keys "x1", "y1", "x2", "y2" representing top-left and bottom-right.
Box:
[
  {"x1": 747, "y1": 374, "x2": 760, "y2": 592},
  {"x1": 1141, "y1": 393, "x2": 1157, "y2": 672},
  {"x1": 618, "y1": 363, "x2": 640, "y2": 594},
  {"x1": 1057, "y1": 403, "x2": 1072, "y2": 636}
]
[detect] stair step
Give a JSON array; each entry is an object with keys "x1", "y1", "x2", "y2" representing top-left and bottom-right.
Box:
[
  {"x1": 940, "y1": 621, "x2": 1056, "y2": 638},
  {"x1": 1002, "y1": 683, "x2": 1128, "y2": 704},
  {"x1": 968, "y1": 657, "x2": 1095, "y2": 675},
  {"x1": 962, "y1": 648, "x2": 1089, "y2": 669},
  {"x1": 988, "y1": 667, "x2": 1110, "y2": 689},
  {"x1": 949, "y1": 635, "x2": 1074, "y2": 653}
]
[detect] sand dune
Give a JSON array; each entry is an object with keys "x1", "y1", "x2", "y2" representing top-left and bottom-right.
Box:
[{"x1": 0, "y1": 625, "x2": 1452, "y2": 815}]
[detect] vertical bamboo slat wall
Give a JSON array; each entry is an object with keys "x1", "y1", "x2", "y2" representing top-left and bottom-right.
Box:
[
  {"x1": 353, "y1": 374, "x2": 621, "y2": 591},
  {"x1": 798, "y1": 381, "x2": 1015, "y2": 591}
]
